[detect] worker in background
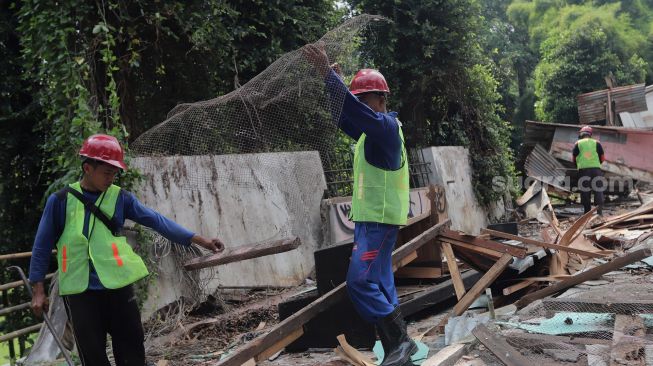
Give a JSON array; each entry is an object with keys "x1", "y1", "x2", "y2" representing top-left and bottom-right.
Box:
[
  {"x1": 29, "y1": 134, "x2": 224, "y2": 366},
  {"x1": 303, "y1": 42, "x2": 415, "y2": 366},
  {"x1": 573, "y1": 125, "x2": 606, "y2": 215}
]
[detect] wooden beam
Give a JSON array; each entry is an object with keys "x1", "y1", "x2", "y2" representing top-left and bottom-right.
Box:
[
  {"x1": 255, "y1": 327, "x2": 303, "y2": 362},
  {"x1": 441, "y1": 242, "x2": 465, "y2": 300},
  {"x1": 392, "y1": 251, "x2": 418, "y2": 272},
  {"x1": 516, "y1": 248, "x2": 653, "y2": 308},
  {"x1": 215, "y1": 220, "x2": 451, "y2": 366},
  {"x1": 472, "y1": 324, "x2": 530, "y2": 366},
  {"x1": 441, "y1": 229, "x2": 527, "y2": 258},
  {"x1": 395, "y1": 267, "x2": 442, "y2": 279},
  {"x1": 542, "y1": 299, "x2": 653, "y2": 314},
  {"x1": 184, "y1": 237, "x2": 301, "y2": 270},
  {"x1": 439, "y1": 237, "x2": 503, "y2": 259},
  {"x1": 422, "y1": 343, "x2": 468, "y2": 366},
  {"x1": 453, "y1": 253, "x2": 512, "y2": 316},
  {"x1": 481, "y1": 228, "x2": 606, "y2": 258},
  {"x1": 611, "y1": 315, "x2": 645, "y2": 366},
  {"x1": 399, "y1": 270, "x2": 482, "y2": 316},
  {"x1": 502, "y1": 280, "x2": 536, "y2": 296}
]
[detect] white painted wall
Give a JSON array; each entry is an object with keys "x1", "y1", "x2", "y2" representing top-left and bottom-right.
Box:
[
  {"x1": 129, "y1": 151, "x2": 326, "y2": 317},
  {"x1": 421, "y1": 146, "x2": 492, "y2": 234}
]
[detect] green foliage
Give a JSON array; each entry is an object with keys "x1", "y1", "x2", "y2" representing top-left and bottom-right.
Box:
[
  {"x1": 350, "y1": 0, "x2": 518, "y2": 205},
  {"x1": 534, "y1": 22, "x2": 647, "y2": 122}
]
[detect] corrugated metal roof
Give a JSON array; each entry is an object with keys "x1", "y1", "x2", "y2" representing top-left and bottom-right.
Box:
[
  {"x1": 524, "y1": 144, "x2": 570, "y2": 192},
  {"x1": 577, "y1": 84, "x2": 647, "y2": 124}
]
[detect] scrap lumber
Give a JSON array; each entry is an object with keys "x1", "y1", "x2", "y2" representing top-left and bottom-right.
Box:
[
  {"x1": 611, "y1": 315, "x2": 646, "y2": 366},
  {"x1": 439, "y1": 238, "x2": 503, "y2": 259},
  {"x1": 335, "y1": 334, "x2": 376, "y2": 366},
  {"x1": 453, "y1": 253, "x2": 513, "y2": 316},
  {"x1": 481, "y1": 228, "x2": 607, "y2": 258},
  {"x1": 214, "y1": 220, "x2": 451, "y2": 366},
  {"x1": 184, "y1": 237, "x2": 301, "y2": 270},
  {"x1": 442, "y1": 242, "x2": 466, "y2": 300},
  {"x1": 422, "y1": 343, "x2": 469, "y2": 366},
  {"x1": 399, "y1": 270, "x2": 482, "y2": 316},
  {"x1": 515, "y1": 248, "x2": 653, "y2": 308},
  {"x1": 592, "y1": 201, "x2": 653, "y2": 231},
  {"x1": 558, "y1": 207, "x2": 597, "y2": 246},
  {"x1": 502, "y1": 280, "x2": 536, "y2": 296},
  {"x1": 441, "y1": 229, "x2": 527, "y2": 258},
  {"x1": 541, "y1": 299, "x2": 653, "y2": 314},
  {"x1": 255, "y1": 328, "x2": 303, "y2": 362},
  {"x1": 472, "y1": 324, "x2": 530, "y2": 366},
  {"x1": 395, "y1": 267, "x2": 442, "y2": 279}
]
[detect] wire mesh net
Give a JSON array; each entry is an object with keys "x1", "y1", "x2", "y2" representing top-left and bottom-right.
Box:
[
  {"x1": 489, "y1": 287, "x2": 653, "y2": 365},
  {"x1": 130, "y1": 15, "x2": 390, "y2": 336}
]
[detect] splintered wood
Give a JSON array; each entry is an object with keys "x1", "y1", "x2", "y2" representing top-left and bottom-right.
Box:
[{"x1": 184, "y1": 237, "x2": 301, "y2": 270}]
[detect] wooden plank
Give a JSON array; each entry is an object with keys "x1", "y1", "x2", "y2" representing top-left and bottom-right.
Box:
[
  {"x1": 472, "y1": 324, "x2": 530, "y2": 366},
  {"x1": 516, "y1": 248, "x2": 653, "y2": 308},
  {"x1": 610, "y1": 315, "x2": 645, "y2": 366},
  {"x1": 559, "y1": 207, "x2": 597, "y2": 246},
  {"x1": 441, "y1": 229, "x2": 527, "y2": 258},
  {"x1": 392, "y1": 251, "x2": 418, "y2": 271},
  {"x1": 439, "y1": 237, "x2": 503, "y2": 259},
  {"x1": 400, "y1": 270, "x2": 482, "y2": 316},
  {"x1": 184, "y1": 237, "x2": 301, "y2": 270},
  {"x1": 422, "y1": 343, "x2": 468, "y2": 366},
  {"x1": 542, "y1": 299, "x2": 653, "y2": 314},
  {"x1": 255, "y1": 327, "x2": 303, "y2": 362},
  {"x1": 395, "y1": 267, "x2": 442, "y2": 279},
  {"x1": 441, "y1": 242, "x2": 465, "y2": 300},
  {"x1": 215, "y1": 220, "x2": 451, "y2": 366},
  {"x1": 481, "y1": 228, "x2": 606, "y2": 258},
  {"x1": 502, "y1": 280, "x2": 536, "y2": 296},
  {"x1": 453, "y1": 253, "x2": 512, "y2": 316}
]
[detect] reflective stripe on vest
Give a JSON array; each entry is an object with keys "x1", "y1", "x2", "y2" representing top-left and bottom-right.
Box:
[
  {"x1": 576, "y1": 138, "x2": 601, "y2": 169},
  {"x1": 350, "y1": 127, "x2": 410, "y2": 225},
  {"x1": 55, "y1": 182, "x2": 149, "y2": 295}
]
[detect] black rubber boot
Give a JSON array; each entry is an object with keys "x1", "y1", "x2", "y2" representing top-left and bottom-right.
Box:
[{"x1": 376, "y1": 307, "x2": 417, "y2": 366}]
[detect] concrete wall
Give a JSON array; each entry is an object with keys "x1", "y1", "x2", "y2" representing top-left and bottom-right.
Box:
[
  {"x1": 421, "y1": 146, "x2": 492, "y2": 234},
  {"x1": 129, "y1": 151, "x2": 326, "y2": 317}
]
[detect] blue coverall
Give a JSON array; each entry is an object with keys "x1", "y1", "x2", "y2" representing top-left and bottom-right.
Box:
[{"x1": 325, "y1": 70, "x2": 405, "y2": 323}]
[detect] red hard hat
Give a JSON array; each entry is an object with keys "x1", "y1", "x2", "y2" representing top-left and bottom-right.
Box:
[
  {"x1": 349, "y1": 69, "x2": 390, "y2": 95},
  {"x1": 580, "y1": 125, "x2": 593, "y2": 135},
  {"x1": 79, "y1": 134, "x2": 128, "y2": 170}
]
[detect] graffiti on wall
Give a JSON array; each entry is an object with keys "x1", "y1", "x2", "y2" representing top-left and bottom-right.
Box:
[{"x1": 325, "y1": 187, "x2": 436, "y2": 245}]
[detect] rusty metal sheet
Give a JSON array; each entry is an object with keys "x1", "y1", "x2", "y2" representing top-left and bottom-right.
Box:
[
  {"x1": 577, "y1": 84, "x2": 647, "y2": 124},
  {"x1": 524, "y1": 144, "x2": 570, "y2": 192}
]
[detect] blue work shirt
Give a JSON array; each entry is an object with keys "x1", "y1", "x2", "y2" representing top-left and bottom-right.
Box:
[
  {"x1": 29, "y1": 187, "x2": 195, "y2": 290},
  {"x1": 325, "y1": 70, "x2": 403, "y2": 170}
]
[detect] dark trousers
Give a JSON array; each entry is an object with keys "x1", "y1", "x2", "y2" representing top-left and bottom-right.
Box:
[
  {"x1": 63, "y1": 285, "x2": 145, "y2": 366},
  {"x1": 578, "y1": 168, "x2": 605, "y2": 215}
]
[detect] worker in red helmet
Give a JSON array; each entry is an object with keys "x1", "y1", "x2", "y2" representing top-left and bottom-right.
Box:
[
  {"x1": 573, "y1": 126, "x2": 606, "y2": 215},
  {"x1": 29, "y1": 134, "x2": 225, "y2": 366},
  {"x1": 303, "y1": 43, "x2": 414, "y2": 366}
]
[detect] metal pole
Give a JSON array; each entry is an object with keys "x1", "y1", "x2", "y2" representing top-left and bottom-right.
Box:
[{"x1": 7, "y1": 266, "x2": 74, "y2": 366}]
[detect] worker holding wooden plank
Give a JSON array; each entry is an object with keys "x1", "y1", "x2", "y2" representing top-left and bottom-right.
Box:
[
  {"x1": 28, "y1": 134, "x2": 224, "y2": 366},
  {"x1": 303, "y1": 42, "x2": 416, "y2": 366}
]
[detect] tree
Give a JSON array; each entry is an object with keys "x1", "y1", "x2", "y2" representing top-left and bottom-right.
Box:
[{"x1": 534, "y1": 21, "x2": 647, "y2": 122}]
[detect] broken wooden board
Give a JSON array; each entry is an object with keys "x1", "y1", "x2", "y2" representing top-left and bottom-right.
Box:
[
  {"x1": 399, "y1": 270, "x2": 482, "y2": 316},
  {"x1": 441, "y1": 229, "x2": 527, "y2": 258},
  {"x1": 542, "y1": 299, "x2": 653, "y2": 315},
  {"x1": 515, "y1": 248, "x2": 653, "y2": 309},
  {"x1": 558, "y1": 207, "x2": 598, "y2": 246},
  {"x1": 481, "y1": 228, "x2": 607, "y2": 258},
  {"x1": 472, "y1": 324, "x2": 530, "y2": 366},
  {"x1": 395, "y1": 266, "x2": 442, "y2": 279},
  {"x1": 611, "y1": 315, "x2": 646, "y2": 366},
  {"x1": 453, "y1": 253, "x2": 512, "y2": 316},
  {"x1": 336, "y1": 334, "x2": 376, "y2": 366},
  {"x1": 184, "y1": 237, "x2": 301, "y2": 270},
  {"x1": 439, "y1": 237, "x2": 503, "y2": 259},
  {"x1": 422, "y1": 343, "x2": 468, "y2": 366},
  {"x1": 442, "y1": 242, "x2": 465, "y2": 300},
  {"x1": 214, "y1": 220, "x2": 451, "y2": 366}
]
